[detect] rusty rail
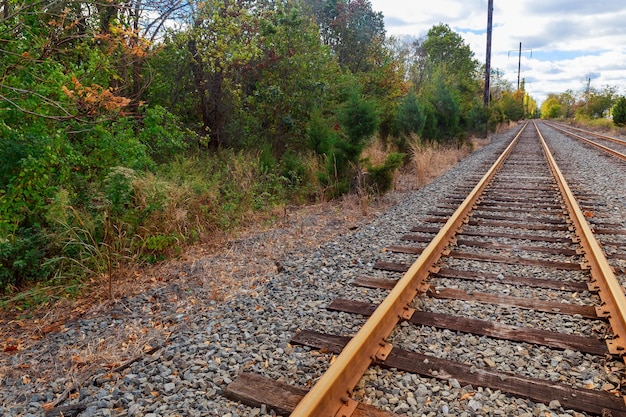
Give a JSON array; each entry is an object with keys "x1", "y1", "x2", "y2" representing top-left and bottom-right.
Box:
[
  {"x1": 535, "y1": 121, "x2": 626, "y2": 364},
  {"x1": 289, "y1": 124, "x2": 528, "y2": 417}
]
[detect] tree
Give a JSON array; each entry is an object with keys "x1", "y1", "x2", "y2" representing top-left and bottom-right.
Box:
[
  {"x1": 305, "y1": 0, "x2": 385, "y2": 73},
  {"x1": 235, "y1": 3, "x2": 342, "y2": 152},
  {"x1": 559, "y1": 90, "x2": 577, "y2": 118},
  {"x1": 577, "y1": 85, "x2": 618, "y2": 119},
  {"x1": 613, "y1": 96, "x2": 626, "y2": 127},
  {"x1": 317, "y1": 83, "x2": 379, "y2": 195},
  {"x1": 185, "y1": 0, "x2": 262, "y2": 147},
  {"x1": 406, "y1": 24, "x2": 482, "y2": 139},
  {"x1": 425, "y1": 72, "x2": 461, "y2": 140},
  {"x1": 541, "y1": 94, "x2": 562, "y2": 119},
  {"x1": 410, "y1": 24, "x2": 479, "y2": 94},
  {"x1": 395, "y1": 92, "x2": 425, "y2": 138}
]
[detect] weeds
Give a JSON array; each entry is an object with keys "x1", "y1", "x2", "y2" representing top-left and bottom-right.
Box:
[{"x1": 54, "y1": 207, "x2": 139, "y2": 300}]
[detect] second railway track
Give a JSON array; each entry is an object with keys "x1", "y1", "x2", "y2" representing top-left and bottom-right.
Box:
[
  {"x1": 226, "y1": 121, "x2": 626, "y2": 416},
  {"x1": 543, "y1": 121, "x2": 626, "y2": 161}
]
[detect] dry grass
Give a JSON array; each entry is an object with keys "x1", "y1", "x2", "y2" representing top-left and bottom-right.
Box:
[
  {"x1": 567, "y1": 118, "x2": 626, "y2": 139},
  {"x1": 0, "y1": 303, "x2": 171, "y2": 407},
  {"x1": 0, "y1": 192, "x2": 399, "y2": 403},
  {"x1": 361, "y1": 138, "x2": 390, "y2": 166},
  {"x1": 407, "y1": 137, "x2": 474, "y2": 188}
]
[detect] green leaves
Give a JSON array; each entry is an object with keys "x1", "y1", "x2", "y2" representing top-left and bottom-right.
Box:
[{"x1": 613, "y1": 97, "x2": 626, "y2": 127}]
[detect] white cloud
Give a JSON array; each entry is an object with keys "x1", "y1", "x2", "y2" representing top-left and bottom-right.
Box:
[{"x1": 371, "y1": 0, "x2": 626, "y2": 104}]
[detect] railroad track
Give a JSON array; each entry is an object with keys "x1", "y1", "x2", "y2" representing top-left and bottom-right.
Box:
[
  {"x1": 224, "y1": 121, "x2": 626, "y2": 416},
  {"x1": 543, "y1": 121, "x2": 626, "y2": 161}
]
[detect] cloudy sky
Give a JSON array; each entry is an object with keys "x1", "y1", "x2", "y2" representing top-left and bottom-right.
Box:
[{"x1": 369, "y1": 0, "x2": 626, "y2": 104}]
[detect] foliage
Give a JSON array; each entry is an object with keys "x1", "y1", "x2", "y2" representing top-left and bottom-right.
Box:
[
  {"x1": 365, "y1": 152, "x2": 404, "y2": 193},
  {"x1": 577, "y1": 85, "x2": 618, "y2": 119},
  {"x1": 497, "y1": 90, "x2": 524, "y2": 121},
  {"x1": 307, "y1": 0, "x2": 386, "y2": 73},
  {"x1": 137, "y1": 106, "x2": 191, "y2": 163},
  {"x1": 613, "y1": 97, "x2": 626, "y2": 127},
  {"x1": 0, "y1": 226, "x2": 53, "y2": 292},
  {"x1": 405, "y1": 24, "x2": 482, "y2": 140},
  {"x1": 423, "y1": 73, "x2": 461, "y2": 141},
  {"x1": 541, "y1": 94, "x2": 563, "y2": 119},
  {"x1": 184, "y1": 0, "x2": 263, "y2": 147},
  {"x1": 3, "y1": 0, "x2": 529, "y2": 303},
  {"x1": 104, "y1": 167, "x2": 138, "y2": 217},
  {"x1": 235, "y1": 3, "x2": 342, "y2": 152}
]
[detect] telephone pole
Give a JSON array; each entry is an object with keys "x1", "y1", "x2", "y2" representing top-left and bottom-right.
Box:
[{"x1": 483, "y1": 0, "x2": 493, "y2": 107}]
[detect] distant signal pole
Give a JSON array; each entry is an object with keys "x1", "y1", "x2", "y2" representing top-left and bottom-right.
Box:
[{"x1": 484, "y1": 0, "x2": 493, "y2": 107}]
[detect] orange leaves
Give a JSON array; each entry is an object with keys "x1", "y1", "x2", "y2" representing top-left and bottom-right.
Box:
[
  {"x1": 96, "y1": 24, "x2": 152, "y2": 58},
  {"x1": 62, "y1": 77, "x2": 130, "y2": 116}
]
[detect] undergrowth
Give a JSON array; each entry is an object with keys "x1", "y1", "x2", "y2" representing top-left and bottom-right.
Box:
[
  {"x1": 1, "y1": 149, "x2": 323, "y2": 309},
  {"x1": 1, "y1": 138, "x2": 462, "y2": 311}
]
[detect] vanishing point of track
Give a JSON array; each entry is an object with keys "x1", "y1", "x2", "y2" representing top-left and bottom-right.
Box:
[{"x1": 225, "y1": 121, "x2": 626, "y2": 416}]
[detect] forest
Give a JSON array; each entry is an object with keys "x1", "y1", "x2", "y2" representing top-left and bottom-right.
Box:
[{"x1": 0, "y1": 0, "x2": 535, "y2": 302}]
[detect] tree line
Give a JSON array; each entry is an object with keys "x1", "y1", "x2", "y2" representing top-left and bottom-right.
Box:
[
  {"x1": 540, "y1": 85, "x2": 626, "y2": 125},
  {"x1": 0, "y1": 0, "x2": 532, "y2": 296}
]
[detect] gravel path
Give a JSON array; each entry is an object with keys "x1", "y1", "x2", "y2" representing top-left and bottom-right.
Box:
[{"x1": 2, "y1": 121, "x2": 625, "y2": 417}]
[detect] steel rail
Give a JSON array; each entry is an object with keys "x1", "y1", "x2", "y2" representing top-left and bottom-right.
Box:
[
  {"x1": 544, "y1": 121, "x2": 626, "y2": 161},
  {"x1": 535, "y1": 121, "x2": 626, "y2": 365},
  {"x1": 290, "y1": 123, "x2": 528, "y2": 417}
]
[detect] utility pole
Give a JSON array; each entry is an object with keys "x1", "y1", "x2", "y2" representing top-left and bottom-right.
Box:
[
  {"x1": 586, "y1": 76, "x2": 591, "y2": 113},
  {"x1": 584, "y1": 73, "x2": 599, "y2": 114},
  {"x1": 483, "y1": 0, "x2": 493, "y2": 107},
  {"x1": 517, "y1": 42, "x2": 522, "y2": 91},
  {"x1": 508, "y1": 43, "x2": 532, "y2": 92}
]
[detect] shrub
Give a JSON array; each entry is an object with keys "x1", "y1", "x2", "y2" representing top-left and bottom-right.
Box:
[
  {"x1": 0, "y1": 226, "x2": 53, "y2": 292},
  {"x1": 366, "y1": 152, "x2": 404, "y2": 193},
  {"x1": 613, "y1": 97, "x2": 626, "y2": 127},
  {"x1": 396, "y1": 92, "x2": 426, "y2": 138},
  {"x1": 308, "y1": 109, "x2": 337, "y2": 155},
  {"x1": 104, "y1": 167, "x2": 138, "y2": 217},
  {"x1": 138, "y1": 105, "x2": 190, "y2": 163}
]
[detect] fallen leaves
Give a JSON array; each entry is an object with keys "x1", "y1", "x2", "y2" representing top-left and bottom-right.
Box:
[
  {"x1": 2, "y1": 338, "x2": 24, "y2": 353},
  {"x1": 41, "y1": 402, "x2": 55, "y2": 413}
]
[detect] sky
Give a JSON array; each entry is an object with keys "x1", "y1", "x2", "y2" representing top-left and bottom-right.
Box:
[{"x1": 369, "y1": 0, "x2": 626, "y2": 105}]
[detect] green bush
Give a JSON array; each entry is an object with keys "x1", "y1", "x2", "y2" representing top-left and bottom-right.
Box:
[
  {"x1": 613, "y1": 97, "x2": 626, "y2": 127},
  {"x1": 138, "y1": 105, "x2": 190, "y2": 163},
  {"x1": 366, "y1": 152, "x2": 404, "y2": 193},
  {"x1": 396, "y1": 92, "x2": 426, "y2": 138},
  {"x1": 0, "y1": 226, "x2": 53, "y2": 292},
  {"x1": 104, "y1": 167, "x2": 138, "y2": 217},
  {"x1": 76, "y1": 120, "x2": 154, "y2": 175},
  {"x1": 308, "y1": 109, "x2": 337, "y2": 155}
]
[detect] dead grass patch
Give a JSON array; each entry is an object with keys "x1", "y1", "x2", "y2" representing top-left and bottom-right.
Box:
[
  {"x1": 406, "y1": 139, "x2": 473, "y2": 188},
  {"x1": 0, "y1": 312, "x2": 170, "y2": 406}
]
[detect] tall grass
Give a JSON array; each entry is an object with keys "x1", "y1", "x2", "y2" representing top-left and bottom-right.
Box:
[
  {"x1": 408, "y1": 136, "x2": 471, "y2": 187},
  {"x1": 40, "y1": 150, "x2": 325, "y2": 300}
]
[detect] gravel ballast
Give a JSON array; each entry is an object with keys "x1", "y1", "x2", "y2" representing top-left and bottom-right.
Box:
[{"x1": 2, "y1": 121, "x2": 625, "y2": 417}]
